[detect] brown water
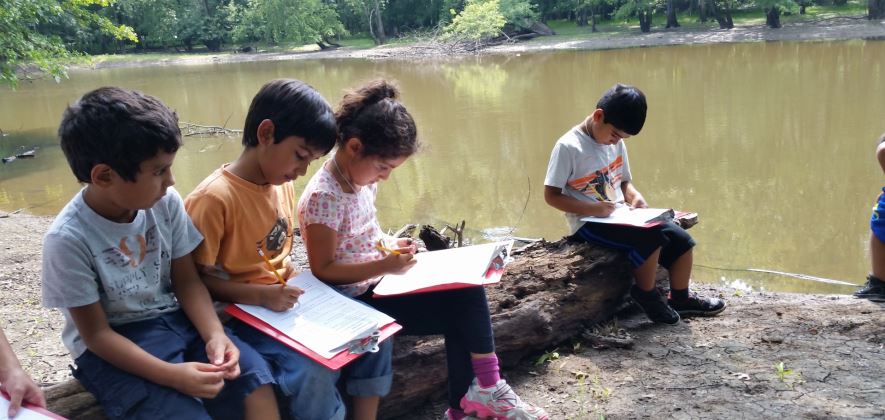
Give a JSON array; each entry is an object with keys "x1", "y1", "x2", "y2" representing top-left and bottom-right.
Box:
[{"x1": 2, "y1": 40, "x2": 884, "y2": 294}]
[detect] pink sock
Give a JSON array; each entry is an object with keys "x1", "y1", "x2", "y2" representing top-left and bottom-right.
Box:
[
  {"x1": 447, "y1": 408, "x2": 467, "y2": 420},
  {"x1": 471, "y1": 354, "x2": 501, "y2": 387}
]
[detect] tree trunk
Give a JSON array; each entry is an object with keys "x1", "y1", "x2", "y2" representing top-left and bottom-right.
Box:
[
  {"x1": 43, "y1": 237, "x2": 663, "y2": 419},
  {"x1": 666, "y1": 0, "x2": 681, "y2": 28},
  {"x1": 591, "y1": 12, "x2": 598, "y2": 32},
  {"x1": 639, "y1": 9, "x2": 653, "y2": 32},
  {"x1": 871, "y1": 0, "x2": 885, "y2": 19},
  {"x1": 766, "y1": 6, "x2": 781, "y2": 28},
  {"x1": 372, "y1": 0, "x2": 387, "y2": 45},
  {"x1": 700, "y1": 0, "x2": 708, "y2": 23},
  {"x1": 577, "y1": 8, "x2": 588, "y2": 26}
]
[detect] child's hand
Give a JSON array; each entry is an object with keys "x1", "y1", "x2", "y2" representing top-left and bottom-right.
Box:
[
  {"x1": 204, "y1": 333, "x2": 240, "y2": 380},
  {"x1": 170, "y1": 362, "x2": 226, "y2": 398},
  {"x1": 591, "y1": 201, "x2": 617, "y2": 217},
  {"x1": 393, "y1": 238, "x2": 417, "y2": 254},
  {"x1": 260, "y1": 284, "x2": 304, "y2": 312},
  {"x1": 0, "y1": 367, "x2": 46, "y2": 417},
  {"x1": 383, "y1": 253, "x2": 417, "y2": 275},
  {"x1": 630, "y1": 194, "x2": 648, "y2": 208}
]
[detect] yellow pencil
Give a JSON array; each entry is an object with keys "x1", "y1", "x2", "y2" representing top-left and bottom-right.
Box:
[
  {"x1": 257, "y1": 248, "x2": 287, "y2": 286},
  {"x1": 376, "y1": 240, "x2": 401, "y2": 256}
]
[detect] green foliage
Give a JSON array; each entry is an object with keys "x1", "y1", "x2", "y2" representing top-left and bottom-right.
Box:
[
  {"x1": 445, "y1": 0, "x2": 506, "y2": 41},
  {"x1": 773, "y1": 361, "x2": 803, "y2": 389},
  {"x1": 755, "y1": 0, "x2": 799, "y2": 12},
  {"x1": 499, "y1": 0, "x2": 539, "y2": 29},
  {"x1": 0, "y1": 0, "x2": 136, "y2": 87},
  {"x1": 534, "y1": 347, "x2": 560, "y2": 365},
  {"x1": 231, "y1": 0, "x2": 346, "y2": 45}
]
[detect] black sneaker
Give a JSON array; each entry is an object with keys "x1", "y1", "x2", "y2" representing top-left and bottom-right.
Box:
[
  {"x1": 630, "y1": 286, "x2": 681, "y2": 325},
  {"x1": 854, "y1": 275, "x2": 885, "y2": 302},
  {"x1": 668, "y1": 292, "x2": 726, "y2": 317}
]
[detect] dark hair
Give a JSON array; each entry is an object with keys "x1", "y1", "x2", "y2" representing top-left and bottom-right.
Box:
[
  {"x1": 596, "y1": 84, "x2": 647, "y2": 136},
  {"x1": 242, "y1": 79, "x2": 337, "y2": 155},
  {"x1": 58, "y1": 87, "x2": 181, "y2": 183},
  {"x1": 335, "y1": 79, "x2": 419, "y2": 158},
  {"x1": 879, "y1": 132, "x2": 885, "y2": 145}
]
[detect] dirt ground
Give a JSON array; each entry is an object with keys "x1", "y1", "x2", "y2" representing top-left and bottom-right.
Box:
[{"x1": 2, "y1": 213, "x2": 882, "y2": 419}]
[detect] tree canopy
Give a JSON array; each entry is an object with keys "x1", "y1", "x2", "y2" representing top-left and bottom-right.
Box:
[
  {"x1": 0, "y1": 0, "x2": 135, "y2": 87},
  {"x1": 1, "y1": 0, "x2": 872, "y2": 85}
]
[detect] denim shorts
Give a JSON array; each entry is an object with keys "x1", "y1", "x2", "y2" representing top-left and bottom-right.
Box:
[
  {"x1": 73, "y1": 310, "x2": 274, "y2": 420},
  {"x1": 229, "y1": 317, "x2": 393, "y2": 420},
  {"x1": 573, "y1": 220, "x2": 696, "y2": 269},
  {"x1": 871, "y1": 187, "x2": 885, "y2": 243}
]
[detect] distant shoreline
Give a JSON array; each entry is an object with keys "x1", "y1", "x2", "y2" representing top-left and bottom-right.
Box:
[{"x1": 71, "y1": 17, "x2": 885, "y2": 72}]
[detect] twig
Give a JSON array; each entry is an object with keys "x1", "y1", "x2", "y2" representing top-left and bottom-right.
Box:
[
  {"x1": 179, "y1": 122, "x2": 242, "y2": 137},
  {"x1": 506, "y1": 176, "x2": 531, "y2": 237}
]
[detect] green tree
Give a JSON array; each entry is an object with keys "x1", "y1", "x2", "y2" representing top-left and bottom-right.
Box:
[
  {"x1": 756, "y1": 0, "x2": 797, "y2": 28},
  {"x1": 0, "y1": 0, "x2": 136, "y2": 87},
  {"x1": 615, "y1": 0, "x2": 654, "y2": 32},
  {"x1": 446, "y1": 0, "x2": 506, "y2": 41},
  {"x1": 232, "y1": 0, "x2": 345, "y2": 47},
  {"x1": 499, "y1": 0, "x2": 538, "y2": 30},
  {"x1": 345, "y1": 0, "x2": 388, "y2": 45}
]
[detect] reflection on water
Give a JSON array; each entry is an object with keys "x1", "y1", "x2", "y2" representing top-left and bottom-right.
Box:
[{"x1": 1, "y1": 40, "x2": 884, "y2": 294}]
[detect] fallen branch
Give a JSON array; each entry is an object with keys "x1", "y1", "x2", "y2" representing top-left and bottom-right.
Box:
[{"x1": 179, "y1": 122, "x2": 242, "y2": 137}]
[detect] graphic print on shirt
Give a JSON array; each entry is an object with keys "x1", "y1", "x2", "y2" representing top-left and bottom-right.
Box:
[
  {"x1": 258, "y1": 216, "x2": 289, "y2": 254},
  {"x1": 97, "y1": 224, "x2": 168, "y2": 304},
  {"x1": 567, "y1": 156, "x2": 625, "y2": 201}
]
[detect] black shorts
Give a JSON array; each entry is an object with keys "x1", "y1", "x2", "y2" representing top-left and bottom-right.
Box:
[{"x1": 572, "y1": 220, "x2": 695, "y2": 269}]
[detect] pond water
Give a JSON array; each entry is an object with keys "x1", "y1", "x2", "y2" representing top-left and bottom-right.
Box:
[{"x1": 2, "y1": 40, "x2": 883, "y2": 294}]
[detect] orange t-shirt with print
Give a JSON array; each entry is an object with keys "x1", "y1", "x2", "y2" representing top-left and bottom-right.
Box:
[{"x1": 185, "y1": 165, "x2": 295, "y2": 285}]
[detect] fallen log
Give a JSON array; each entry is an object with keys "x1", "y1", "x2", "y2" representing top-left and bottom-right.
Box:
[{"x1": 45, "y1": 216, "x2": 698, "y2": 418}]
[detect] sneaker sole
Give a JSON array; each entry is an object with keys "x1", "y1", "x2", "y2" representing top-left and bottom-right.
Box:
[
  {"x1": 676, "y1": 303, "x2": 727, "y2": 318},
  {"x1": 853, "y1": 294, "x2": 885, "y2": 302}
]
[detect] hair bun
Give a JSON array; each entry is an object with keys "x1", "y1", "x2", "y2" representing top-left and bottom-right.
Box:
[{"x1": 361, "y1": 80, "x2": 399, "y2": 105}]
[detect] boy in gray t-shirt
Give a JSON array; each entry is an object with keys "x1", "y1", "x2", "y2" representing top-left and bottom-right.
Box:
[
  {"x1": 544, "y1": 84, "x2": 725, "y2": 325},
  {"x1": 41, "y1": 87, "x2": 278, "y2": 420}
]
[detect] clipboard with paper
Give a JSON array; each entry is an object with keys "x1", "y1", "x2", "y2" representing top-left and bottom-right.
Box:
[
  {"x1": 225, "y1": 271, "x2": 401, "y2": 370},
  {"x1": 372, "y1": 240, "x2": 514, "y2": 297},
  {"x1": 581, "y1": 205, "x2": 684, "y2": 228}
]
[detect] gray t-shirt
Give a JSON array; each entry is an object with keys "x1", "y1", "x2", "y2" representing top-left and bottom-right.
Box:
[
  {"x1": 42, "y1": 187, "x2": 203, "y2": 359},
  {"x1": 544, "y1": 125, "x2": 633, "y2": 235}
]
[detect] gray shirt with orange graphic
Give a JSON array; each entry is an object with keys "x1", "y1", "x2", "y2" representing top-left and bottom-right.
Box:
[
  {"x1": 545, "y1": 125, "x2": 633, "y2": 235},
  {"x1": 41, "y1": 187, "x2": 202, "y2": 359}
]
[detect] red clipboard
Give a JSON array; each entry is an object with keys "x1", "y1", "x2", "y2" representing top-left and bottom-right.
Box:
[
  {"x1": 225, "y1": 305, "x2": 401, "y2": 371},
  {"x1": 373, "y1": 271, "x2": 505, "y2": 297},
  {"x1": 1, "y1": 391, "x2": 67, "y2": 420}
]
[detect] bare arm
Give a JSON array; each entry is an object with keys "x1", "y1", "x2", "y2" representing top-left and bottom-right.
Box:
[
  {"x1": 303, "y1": 223, "x2": 415, "y2": 285},
  {"x1": 621, "y1": 181, "x2": 647, "y2": 208},
  {"x1": 877, "y1": 141, "x2": 885, "y2": 175},
  {"x1": 0, "y1": 329, "x2": 45, "y2": 417},
  {"x1": 171, "y1": 253, "x2": 239, "y2": 376},
  {"x1": 544, "y1": 186, "x2": 615, "y2": 217},
  {"x1": 70, "y1": 302, "x2": 226, "y2": 398}
]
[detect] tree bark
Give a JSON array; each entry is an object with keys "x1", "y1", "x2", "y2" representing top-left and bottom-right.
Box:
[
  {"x1": 372, "y1": 0, "x2": 387, "y2": 45},
  {"x1": 766, "y1": 6, "x2": 782, "y2": 28},
  {"x1": 666, "y1": 0, "x2": 681, "y2": 28},
  {"x1": 871, "y1": 0, "x2": 885, "y2": 19}
]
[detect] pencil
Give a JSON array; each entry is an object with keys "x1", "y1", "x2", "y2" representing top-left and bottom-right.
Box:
[
  {"x1": 376, "y1": 240, "x2": 401, "y2": 256},
  {"x1": 257, "y1": 248, "x2": 287, "y2": 286}
]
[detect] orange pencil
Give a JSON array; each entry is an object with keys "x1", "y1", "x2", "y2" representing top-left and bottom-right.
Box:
[{"x1": 257, "y1": 248, "x2": 287, "y2": 286}]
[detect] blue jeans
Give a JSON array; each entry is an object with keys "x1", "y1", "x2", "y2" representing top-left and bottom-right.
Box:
[
  {"x1": 73, "y1": 310, "x2": 274, "y2": 420},
  {"x1": 229, "y1": 318, "x2": 393, "y2": 420}
]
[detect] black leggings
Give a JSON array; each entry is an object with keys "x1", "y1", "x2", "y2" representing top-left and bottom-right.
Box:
[{"x1": 357, "y1": 286, "x2": 495, "y2": 408}]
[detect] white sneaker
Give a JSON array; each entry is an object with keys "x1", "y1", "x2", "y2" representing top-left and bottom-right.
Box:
[{"x1": 460, "y1": 379, "x2": 549, "y2": 420}]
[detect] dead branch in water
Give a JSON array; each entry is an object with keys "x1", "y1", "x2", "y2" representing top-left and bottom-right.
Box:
[{"x1": 179, "y1": 122, "x2": 242, "y2": 137}]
